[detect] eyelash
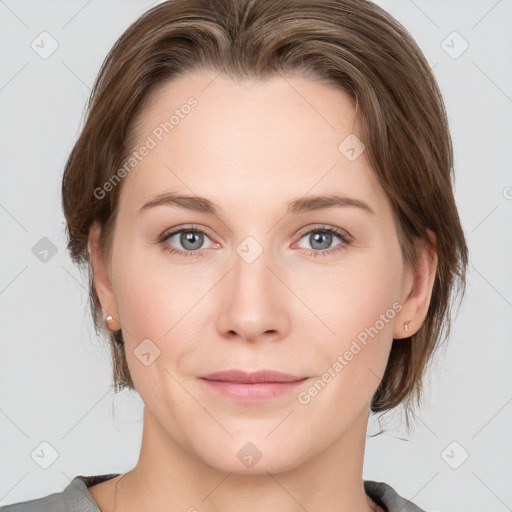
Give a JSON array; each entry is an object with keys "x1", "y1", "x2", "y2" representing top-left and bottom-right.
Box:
[{"x1": 158, "y1": 224, "x2": 352, "y2": 259}]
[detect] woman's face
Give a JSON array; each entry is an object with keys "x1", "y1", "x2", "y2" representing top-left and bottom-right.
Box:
[{"x1": 92, "y1": 70, "x2": 419, "y2": 474}]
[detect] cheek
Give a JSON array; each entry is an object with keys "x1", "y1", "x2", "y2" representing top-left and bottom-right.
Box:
[
  {"x1": 289, "y1": 248, "x2": 402, "y2": 402},
  {"x1": 290, "y1": 250, "x2": 402, "y2": 342},
  {"x1": 295, "y1": 267, "x2": 400, "y2": 429},
  {"x1": 113, "y1": 245, "x2": 207, "y2": 338},
  {"x1": 111, "y1": 248, "x2": 215, "y2": 387}
]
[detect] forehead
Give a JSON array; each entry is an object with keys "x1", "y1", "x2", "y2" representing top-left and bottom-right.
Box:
[{"x1": 119, "y1": 70, "x2": 385, "y2": 217}]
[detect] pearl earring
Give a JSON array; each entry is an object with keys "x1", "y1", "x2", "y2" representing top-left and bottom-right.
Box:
[
  {"x1": 105, "y1": 315, "x2": 113, "y2": 323},
  {"x1": 403, "y1": 320, "x2": 410, "y2": 332}
]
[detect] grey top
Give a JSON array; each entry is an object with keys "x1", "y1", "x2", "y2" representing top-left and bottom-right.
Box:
[{"x1": 0, "y1": 474, "x2": 426, "y2": 512}]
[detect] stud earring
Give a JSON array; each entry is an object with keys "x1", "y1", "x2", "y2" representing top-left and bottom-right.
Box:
[
  {"x1": 403, "y1": 320, "x2": 410, "y2": 332},
  {"x1": 105, "y1": 315, "x2": 113, "y2": 324}
]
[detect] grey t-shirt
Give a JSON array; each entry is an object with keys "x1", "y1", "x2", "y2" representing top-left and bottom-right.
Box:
[{"x1": 0, "y1": 474, "x2": 426, "y2": 511}]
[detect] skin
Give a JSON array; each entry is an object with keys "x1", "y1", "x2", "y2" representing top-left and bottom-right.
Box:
[{"x1": 87, "y1": 70, "x2": 437, "y2": 512}]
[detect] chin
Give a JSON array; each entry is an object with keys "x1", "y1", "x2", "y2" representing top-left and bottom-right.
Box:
[{"x1": 188, "y1": 431, "x2": 307, "y2": 476}]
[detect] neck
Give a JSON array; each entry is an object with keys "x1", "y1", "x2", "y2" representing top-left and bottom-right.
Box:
[{"x1": 113, "y1": 406, "x2": 382, "y2": 512}]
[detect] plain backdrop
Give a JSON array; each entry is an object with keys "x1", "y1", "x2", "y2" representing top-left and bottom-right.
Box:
[{"x1": 0, "y1": 1, "x2": 511, "y2": 511}]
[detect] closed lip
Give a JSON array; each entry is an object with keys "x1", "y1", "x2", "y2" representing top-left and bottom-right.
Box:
[{"x1": 199, "y1": 369, "x2": 307, "y2": 383}]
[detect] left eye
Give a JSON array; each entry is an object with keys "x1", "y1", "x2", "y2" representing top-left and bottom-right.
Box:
[{"x1": 296, "y1": 227, "x2": 349, "y2": 252}]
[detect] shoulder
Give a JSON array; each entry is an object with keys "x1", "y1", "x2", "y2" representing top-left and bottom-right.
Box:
[
  {"x1": 364, "y1": 480, "x2": 426, "y2": 512},
  {"x1": 0, "y1": 474, "x2": 120, "y2": 512}
]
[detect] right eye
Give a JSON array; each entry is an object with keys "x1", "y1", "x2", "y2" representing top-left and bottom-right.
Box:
[{"x1": 159, "y1": 225, "x2": 217, "y2": 258}]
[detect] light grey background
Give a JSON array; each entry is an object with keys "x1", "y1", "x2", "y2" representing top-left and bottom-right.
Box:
[{"x1": 1, "y1": 1, "x2": 511, "y2": 511}]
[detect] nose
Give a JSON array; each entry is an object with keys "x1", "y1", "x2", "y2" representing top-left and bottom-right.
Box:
[{"x1": 215, "y1": 243, "x2": 291, "y2": 343}]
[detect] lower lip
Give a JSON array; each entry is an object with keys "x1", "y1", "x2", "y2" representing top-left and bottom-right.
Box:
[{"x1": 200, "y1": 378, "x2": 308, "y2": 402}]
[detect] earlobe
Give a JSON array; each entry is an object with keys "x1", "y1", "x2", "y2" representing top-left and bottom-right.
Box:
[
  {"x1": 394, "y1": 230, "x2": 438, "y2": 339},
  {"x1": 88, "y1": 222, "x2": 120, "y2": 331}
]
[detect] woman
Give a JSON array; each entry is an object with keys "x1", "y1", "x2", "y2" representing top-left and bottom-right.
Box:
[{"x1": 1, "y1": 0, "x2": 468, "y2": 511}]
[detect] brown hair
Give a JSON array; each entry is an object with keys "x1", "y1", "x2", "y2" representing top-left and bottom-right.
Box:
[{"x1": 62, "y1": 0, "x2": 468, "y2": 429}]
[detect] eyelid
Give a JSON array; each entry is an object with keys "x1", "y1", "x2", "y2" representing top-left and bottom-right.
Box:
[
  {"x1": 158, "y1": 224, "x2": 218, "y2": 249},
  {"x1": 294, "y1": 223, "x2": 352, "y2": 241},
  {"x1": 159, "y1": 224, "x2": 351, "y2": 243},
  {"x1": 160, "y1": 223, "x2": 216, "y2": 242}
]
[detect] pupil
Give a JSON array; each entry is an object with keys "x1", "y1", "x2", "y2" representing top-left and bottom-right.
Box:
[
  {"x1": 181, "y1": 231, "x2": 203, "y2": 250},
  {"x1": 311, "y1": 232, "x2": 331, "y2": 250}
]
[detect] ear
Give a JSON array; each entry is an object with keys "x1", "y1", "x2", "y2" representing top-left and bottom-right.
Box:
[
  {"x1": 393, "y1": 229, "x2": 438, "y2": 339},
  {"x1": 87, "y1": 221, "x2": 120, "y2": 331}
]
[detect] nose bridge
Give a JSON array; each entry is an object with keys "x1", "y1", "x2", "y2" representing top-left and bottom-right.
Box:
[
  {"x1": 233, "y1": 241, "x2": 272, "y2": 297},
  {"x1": 216, "y1": 235, "x2": 289, "y2": 341}
]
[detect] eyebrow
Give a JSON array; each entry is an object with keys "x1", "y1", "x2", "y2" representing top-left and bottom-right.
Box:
[{"x1": 137, "y1": 192, "x2": 375, "y2": 216}]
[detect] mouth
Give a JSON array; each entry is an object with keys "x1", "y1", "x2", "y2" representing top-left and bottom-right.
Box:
[{"x1": 198, "y1": 369, "x2": 309, "y2": 402}]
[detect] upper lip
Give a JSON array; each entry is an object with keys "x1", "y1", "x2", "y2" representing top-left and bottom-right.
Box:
[{"x1": 199, "y1": 370, "x2": 307, "y2": 383}]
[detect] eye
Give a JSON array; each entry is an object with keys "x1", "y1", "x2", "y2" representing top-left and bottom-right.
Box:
[
  {"x1": 159, "y1": 225, "x2": 216, "y2": 258},
  {"x1": 294, "y1": 225, "x2": 352, "y2": 257}
]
